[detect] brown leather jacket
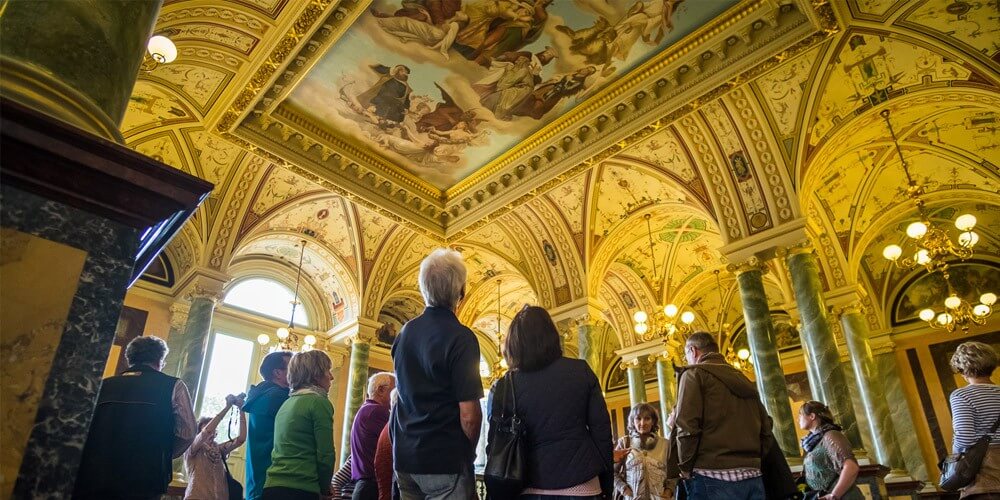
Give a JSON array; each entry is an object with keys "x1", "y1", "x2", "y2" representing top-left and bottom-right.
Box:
[{"x1": 666, "y1": 352, "x2": 773, "y2": 477}]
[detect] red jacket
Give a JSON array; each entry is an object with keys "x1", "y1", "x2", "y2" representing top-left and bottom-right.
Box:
[{"x1": 374, "y1": 423, "x2": 393, "y2": 500}]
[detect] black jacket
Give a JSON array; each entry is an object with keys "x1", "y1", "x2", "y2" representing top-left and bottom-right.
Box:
[
  {"x1": 74, "y1": 365, "x2": 178, "y2": 499},
  {"x1": 490, "y1": 357, "x2": 614, "y2": 495}
]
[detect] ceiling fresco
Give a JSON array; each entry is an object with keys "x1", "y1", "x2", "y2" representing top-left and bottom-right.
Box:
[
  {"x1": 124, "y1": 0, "x2": 1000, "y2": 362},
  {"x1": 284, "y1": 0, "x2": 738, "y2": 189}
]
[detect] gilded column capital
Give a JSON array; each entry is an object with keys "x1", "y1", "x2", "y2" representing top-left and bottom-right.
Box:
[
  {"x1": 619, "y1": 357, "x2": 643, "y2": 370},
  {"x1": 179, "y1": 270, "x2": 230, "y2": 303},
  {"x1": 775, "y1": 240, "x2": 814, "y2": 258},
  {"x1": 726, "y1": 256, "x2": 768, "y2": 276}
]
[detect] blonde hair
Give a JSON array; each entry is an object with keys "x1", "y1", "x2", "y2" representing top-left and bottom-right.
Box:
[
  {"x1": 287, "y1": 350, "x2": 332, "y2": 391},
  {"x1": 951, "y1": 341, "x2": 998, "y2": 378}
]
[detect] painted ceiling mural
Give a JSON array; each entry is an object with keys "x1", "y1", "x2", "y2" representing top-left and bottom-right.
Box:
[
  {"x1": 123, "y1": 0, "x2": 1000, "y2": 366},
  {"x1": 285, "y1": 0, "x2": 738, "y2": 189}
]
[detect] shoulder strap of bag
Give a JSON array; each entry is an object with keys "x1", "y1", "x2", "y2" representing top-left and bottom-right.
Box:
[{"x1": 507, "y1": 372, "x2": 517, "y2": 415}]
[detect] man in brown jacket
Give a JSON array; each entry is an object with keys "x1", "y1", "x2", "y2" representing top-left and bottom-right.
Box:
[{"x1": 669, "y1": 331, "x2": 772, "y2": 499}]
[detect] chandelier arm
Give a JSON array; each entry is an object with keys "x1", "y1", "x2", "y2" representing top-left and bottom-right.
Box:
[
  {"x1": 289, "y1": 240, "x2": 306, "y2": 328},
  {"x1": 644, "y1": 214, "x2": 657, "y2": 281}
]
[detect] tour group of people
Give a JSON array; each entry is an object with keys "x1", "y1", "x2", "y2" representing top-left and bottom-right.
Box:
[{"x1": 72, "y1": 248, "x2": 1000, "y2": 500}]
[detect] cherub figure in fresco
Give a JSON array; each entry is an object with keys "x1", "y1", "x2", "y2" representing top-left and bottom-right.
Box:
[
  {"x1": 556, "y1": 0, "x2": 684, "y2": 76},
  {"x1": 372, "y1": 6, "x2": 470, "y2": 59},
  {"x1": 473, "y1": 47, "x2": 555, "y2": 120},
  {"x1": 454, "y1": 0, "x2": 552, "y2": 66},
  {"x1": 357, "y1": 64, "x2": 413, "y2": 124}
]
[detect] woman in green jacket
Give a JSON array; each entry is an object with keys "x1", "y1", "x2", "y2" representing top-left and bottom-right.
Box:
[{"x1": 263, "y1": 350, "x2": 336, "y2": 500}]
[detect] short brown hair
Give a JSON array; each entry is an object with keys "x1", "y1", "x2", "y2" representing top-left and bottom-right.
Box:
[
  {"x1": 504, "y1": 306, "x2": 562, "y2": 372},
  {"x1": 951, "y1": 342, "x2": 998, "y2": 378},
  {"x1": 626, "y1": 403, "x2": 660, "y2": 434},
  {"x1": 287, "y1": 350, "x2": 332, "y2": 390},
  {"x1": 686, "y1": 331, "x2": 718, "y2": 353}
]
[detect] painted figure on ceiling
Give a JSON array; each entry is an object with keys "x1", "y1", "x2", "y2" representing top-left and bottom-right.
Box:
[
  {"x1": 511, "y1": 65, "x2": 596, "y2": 120},
  {"x1": 417, "y1": 83, "x2": 485, "y2": 138},
  {"x1": 357, "y1": 64, "x2": 413, "y2": 124},
  {"x1": 454, "y1": 0, "x2": 552, "y2": 66},
  {"x1": 372, "y1": 7, "x2": 470, "y2": 59},
  {"x1": 474, "y1": 48, "x2": 555, "y2": 120}
]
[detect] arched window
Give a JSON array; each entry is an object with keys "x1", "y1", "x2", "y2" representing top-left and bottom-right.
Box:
[{"x1": 224, "y1": 278, "x2": 310, "y2": 327}]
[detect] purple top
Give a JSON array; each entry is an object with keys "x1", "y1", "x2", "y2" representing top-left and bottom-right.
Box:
[{"x1": 351, "y1": 399, "x2": 390, "y2": 480}]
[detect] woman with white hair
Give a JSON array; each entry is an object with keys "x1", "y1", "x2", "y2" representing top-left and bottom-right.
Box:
[
  {"x1": 391, "y1": 248, "x2": 485, "y2": 499},
  {"x1": 263, "y1": 350, "x2": 336, "y2": 500},
  {"x1": 949, "y1": 341, "x2": 1000, "y2": 498}
]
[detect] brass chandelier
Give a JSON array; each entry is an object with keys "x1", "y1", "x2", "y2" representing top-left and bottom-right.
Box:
[
  {"x1": 256, "y1": 240, "x2": 318, "y2": 352},
  {"x1": 631, "y1": 214, "x2": 696, "y2": 342},
  {"x1": 877, "y1": 109, "x2": 995, "y2": 333},
  {"x1": 482, "y1": 279, "x2": 508, "y2": 385}
]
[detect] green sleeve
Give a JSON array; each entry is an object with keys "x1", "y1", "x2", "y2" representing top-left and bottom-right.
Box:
[{"x1": 313, "y1": 397, "x2": 336, "y2": 494}]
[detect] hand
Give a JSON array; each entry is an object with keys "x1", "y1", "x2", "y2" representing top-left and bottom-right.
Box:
[
  {"x1": 224, "y1": 394, "x2": 237, "y2": 407},
  {"x1": 623, "y1": 486, "x2": 633, "y2": 497},
  {"x1": 819, "y1": 495, "x2": 837, "y2": 500},
  {"x1": 613, "y1": 449, "x2": 629, "y2": 463}
]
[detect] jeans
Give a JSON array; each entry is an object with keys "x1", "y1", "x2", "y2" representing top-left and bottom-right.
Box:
[
  {"x1": 684, "y1": 474, "x2": 765, "y2": 500},
  {"x1": 395, "y1": 466, "x2": 475, "y2": 500}
]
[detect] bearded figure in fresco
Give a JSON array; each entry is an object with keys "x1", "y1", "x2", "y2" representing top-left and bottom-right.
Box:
[
  {"x1": 510, "y1": 65, "x2": 596, "y2": 120},
  {"x1": 357, "y1": 64, "x2": 413, "y2": 124}
]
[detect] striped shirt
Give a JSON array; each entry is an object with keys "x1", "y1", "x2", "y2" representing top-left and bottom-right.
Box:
[
  {"x1": 693, "y1": 467, "x2": 762, "y2": 482},
  {"x1": 950, "y1": 384, "x2": 1000, "y2": 453}
]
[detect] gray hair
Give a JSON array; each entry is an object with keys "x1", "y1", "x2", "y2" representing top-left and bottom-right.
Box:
[
  {"x1": 125, "y1": 336, "x2": 169, "y2": 367},
  {"x1": 418, "y1": 248, "x2": 467, "y2": 309},
  {"x1": 367, "y1": 372, "x2": 396, "y2": 398},
  {"x1": 287, "y1": 350, "x2": 332, "y2": 391},
  {"x1": 951, "y1": 341, "x2": 998, "y2": 378}
]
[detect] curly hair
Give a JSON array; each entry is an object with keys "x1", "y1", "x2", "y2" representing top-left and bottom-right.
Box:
[
  {"x1": 950, "y1": 341, "x2": 998, "y2": 378},
  {"x1": 124, "y1": 336, "x2": 168, "y2": 367},
  {"x1": 626, "y1": 403, "x2": 660, "y2": 435}
]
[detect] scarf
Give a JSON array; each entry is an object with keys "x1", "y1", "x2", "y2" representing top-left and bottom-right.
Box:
[
  {"x1": 801, "y1": 423, "x2": 842, "y2": 453},
  {"x1": 629, "y1": 431, "x2": 659, "y2": 451},
  {"x1": 291, "y1": 385, "x2": 328, "y2": 397}
]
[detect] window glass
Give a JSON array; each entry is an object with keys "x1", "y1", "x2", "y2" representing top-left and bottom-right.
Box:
[
  {"x1": 224, "y1": 278, "x2": 309, "y2": 326},
  {"x1": 200, "y1": 333, "x2": 255, "y2": 442}
]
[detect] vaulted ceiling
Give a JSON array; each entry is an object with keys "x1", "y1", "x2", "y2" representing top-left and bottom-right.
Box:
[{"x1": 128, "y1": 0, "x2": 1000, "y2": 370}]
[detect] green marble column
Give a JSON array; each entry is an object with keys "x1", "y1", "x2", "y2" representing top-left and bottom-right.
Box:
[
  {"x1": 786, "y1": 250, "x2": 863, "y2": 448},
  {"x1": 161, "y1": 304, "x2": 188, "y2": 378},
  {"x1": 799, "y1": 328, "x2": 823, "y2": 402},
  {"x1": 0, "y1": 0, "x2": 163, "y2": 140},
  {"x1": 736, "y1": 266, "x2": 799, "y2": 457},
  {"x1": 877, "y1": 352, "x2": 928, "y2": 481},
  {"x1": 842, "y1": 310, "x2": 905, "y2": 470},
  {"x1": 655, "y1": 356, "x2": 676, "y2": 428},
  {"x1": 626, "y1": 363, "x2": 647, "y2": 406},
  {"x1": 340, "y1": 338, "x2": 371, "y2": 464},
  {"x1": 578, "y1": 322, "x2": 602, "y2": 376},
  {"x1": 177, "y1": 295, "x2": 217, "y2": 410}
]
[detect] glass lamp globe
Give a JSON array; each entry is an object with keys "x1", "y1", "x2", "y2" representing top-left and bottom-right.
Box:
[
  {"x1": 981, "y1": 293, "x2": 998, "y2": 306},
  {"x1": 918, "y1": 308, "x2": 936, "y2": 322},
  {"x1": 915, "y1": 249, "x2": 931, "y2": 265},
  {"x1": 664, "y1": 304, "x2": 679, "y2": 318},
  {"x1": 955, "y1": 214, "x2": 977, "y2": 232},
  {"x1": 301, "y1": 344, "x2": 313, "y2": 352},
  {"x1": 737, "y1": 348, "x2": 751, "y2": 360},
  {"x1": 937, "y1": 313, "x2": 954, "y2": 325},
  {"x1": 633, "y1": 310, "x2": 648, "y2": 323},
  {"x1": 944, "y1": 295, "x2": 962, "y2": 310},
  {"x1": 500, "y1": 358, "x2": 508, "y2": 369},
  {"x1": 958, "y1": 231, "x2": 979, "y2": 248},
  {"x1": 680, "y1": 311, "x2": 696, "y2": 324},
  {"x1": 257, "y1": 333, "x2": 270, "y2": 345},
  {"x1": 634, "y1": 322, "x2": 649, "y2": 335},
  {"x1": 276, "y1": 327, "x2": 290, "y2": 340},
  {"x1": 906, "y1": 221, "x2": 928, "y2": 239},
  {"x1": 974, "y1": 304, "x2": 991, "y2": 317},
  {"x1": 304, "y1": 334, "x2": 317, "y2": 346},
  {"x1": 882, "y1": 244, "x2": 902, "y2": 261},
  {"x1": 147, "y1": 35, "x2": 177, "y2": 63}
]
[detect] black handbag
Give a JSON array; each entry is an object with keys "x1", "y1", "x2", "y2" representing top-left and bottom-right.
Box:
[
  {"x1": 939, "y1": 414, "x2": 1000, "y2": 491},
  {"x1": 484, "y1": 372, "x2": 527, "y2": 500}
]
